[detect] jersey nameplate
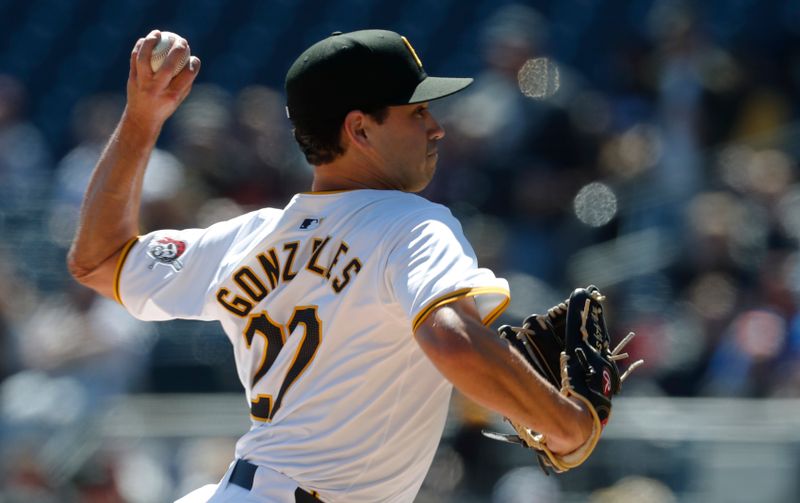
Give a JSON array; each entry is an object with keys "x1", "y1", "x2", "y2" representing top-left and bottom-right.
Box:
[{"x1": 216, "y1": 235, "x2": 363, "y2": 317}]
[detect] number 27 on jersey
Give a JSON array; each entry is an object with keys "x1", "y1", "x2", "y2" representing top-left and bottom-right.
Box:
[{"x1": 242, "y1": 305, "x2": 321, "y2": 422}]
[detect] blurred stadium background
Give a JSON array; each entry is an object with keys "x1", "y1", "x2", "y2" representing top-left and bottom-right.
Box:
[{"x1": 2, "y1": 0, "x2": 800, "y2": 501}]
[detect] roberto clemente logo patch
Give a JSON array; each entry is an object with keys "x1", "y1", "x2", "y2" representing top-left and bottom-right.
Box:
[{"x1": 147, "y1": 236, "x2": 187, "y2": 271}]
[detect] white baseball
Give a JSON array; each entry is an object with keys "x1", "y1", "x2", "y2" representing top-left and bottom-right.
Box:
[{"x1": 150, "y1": 31, "x2": 189, "y2": 76}]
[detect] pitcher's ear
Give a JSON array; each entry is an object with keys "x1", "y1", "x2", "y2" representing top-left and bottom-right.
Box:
[{"x1": 342, "y1": 110, "x2": 370, "y2": 146}]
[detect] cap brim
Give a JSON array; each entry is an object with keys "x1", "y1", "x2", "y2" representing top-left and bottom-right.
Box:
[{"x1": 408, "y1": 76, "x2": 473, "y2": 104}]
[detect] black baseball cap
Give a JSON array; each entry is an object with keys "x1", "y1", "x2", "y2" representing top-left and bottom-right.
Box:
[{"x1": 285, "y1": 29, "x2": 473, "y2": 122}]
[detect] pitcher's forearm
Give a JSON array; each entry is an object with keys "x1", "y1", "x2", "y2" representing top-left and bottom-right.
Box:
[
  {"x1": 415, "y1": 299, "x2": 593, "y2": 454},
  {"x1": 68, "y1": 111, "x2": 161, "y2": 275},
  {"x1": 453, "y1": 323, "x2": 591, "y2": 453}
]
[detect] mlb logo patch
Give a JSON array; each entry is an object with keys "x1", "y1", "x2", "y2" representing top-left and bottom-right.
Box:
[{"x1": 299, "y1": 218, "x2": 322, "y2": 230}]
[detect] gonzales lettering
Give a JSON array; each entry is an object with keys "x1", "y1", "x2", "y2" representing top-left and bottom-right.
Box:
[{"x1": 216, "y1": 236, "x2": 362, "y2": 316}]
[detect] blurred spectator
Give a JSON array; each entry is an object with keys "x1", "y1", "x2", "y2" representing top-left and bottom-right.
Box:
[
  {"x1": 491, "y1": 466, "x2": 561, "y2": 503},
  {"x1": 171, "y1": 438, "x2": 236, "y2": 501},
  {"x1": 1, "y1": 440, "x2": 60, "y2": 503},
  {"x1": 0, "y1": 282, "x2": 13, "y2": 382},
  {"x1": 168, "y1": 84, "x2": 251, "y2": 204},
  {"x1": 15, "y1": 282, "x2": 153, "y2": 385},
  {"x1": 647, "y1": 0, "x2": 737, "y2": 206},
  {"x1": 436, "y1": 4, "x2": 598, "y2": 285},
  {"x1": 233, "y1": 84, "x2": 312, "y2": 206},
  {"x1": 0, "y1": 74, "x2": 52, "y2": 216},
  {"x1": 0, "y1": 278, "x2": 155, "y2": 499},
  {"x1": 50, "y1": 93, "x2": 190, "y2": 244},
  {"x1": 1, "y1": 281, "x2": 155, "y2": 446},
  {"x1": 589, "y1": 475, "x2": 677, "y2": 503},
  {"x1": 0, "y1": 75, "x2": 55, "y2": 289},
  {"x1": 71, "y1": 451, "x2": 126, "y2": 503},
  {"x1": 0, "y1": 251, "x2": 38, "y2": 380},
  {"x1": 439, "y1": 3, "x2": 592, "y2": 198}
]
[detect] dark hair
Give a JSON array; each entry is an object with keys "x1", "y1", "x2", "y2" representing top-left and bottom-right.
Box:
[{"x1": 292, "y1": 106, "x2": 389, "y2": 166}]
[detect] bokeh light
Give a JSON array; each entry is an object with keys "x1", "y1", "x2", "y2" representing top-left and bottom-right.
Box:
[
  {"x1": 574, "y1": 182, "x2": 618, "y2": 227},
  {"x1": 517, "y1": 57, "x2": 560, "y2": 99}
]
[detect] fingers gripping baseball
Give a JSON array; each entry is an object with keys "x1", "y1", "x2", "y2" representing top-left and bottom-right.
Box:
[{"x1": 126, "y1": 30, "x2": 200, "y2": 129}]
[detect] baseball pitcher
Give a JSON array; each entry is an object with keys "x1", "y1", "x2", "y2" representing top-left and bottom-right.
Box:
[{"x1": 69, "y1": 29, "x2": 639, "y2": 502}]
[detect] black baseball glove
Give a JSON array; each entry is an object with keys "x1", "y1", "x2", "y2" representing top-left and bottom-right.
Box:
[{"x1": 483, "y1": 286, "x2": 643, "y2": 473}]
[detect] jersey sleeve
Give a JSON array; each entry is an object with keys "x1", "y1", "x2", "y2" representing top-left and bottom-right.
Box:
[
  {"x1": 116, "y1": 210, "x2": 273, "y2": 321},
  {"x1": 385, "y1": 207, "x2": 510, "y2": 331}
]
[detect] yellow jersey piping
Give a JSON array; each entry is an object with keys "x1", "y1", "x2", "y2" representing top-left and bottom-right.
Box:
[
  {"x1": 113, "y1": 236, "x2": 140, "y2": 305},
  {"x1": 299, "y1": 189, "x2": 358, "y2": 195},
  {"x1": 412, "y1": 286, "x2": 511, "y2": 332}
]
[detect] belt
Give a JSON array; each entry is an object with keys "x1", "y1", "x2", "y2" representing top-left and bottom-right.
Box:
[{"x1": 229, "y1": 459, "x2": 322, "y2": 502}]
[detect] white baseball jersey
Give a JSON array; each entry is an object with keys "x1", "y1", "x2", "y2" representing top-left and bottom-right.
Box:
[{"x1": 116, "y1": 189, "x2": 510, "y2": 502}]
